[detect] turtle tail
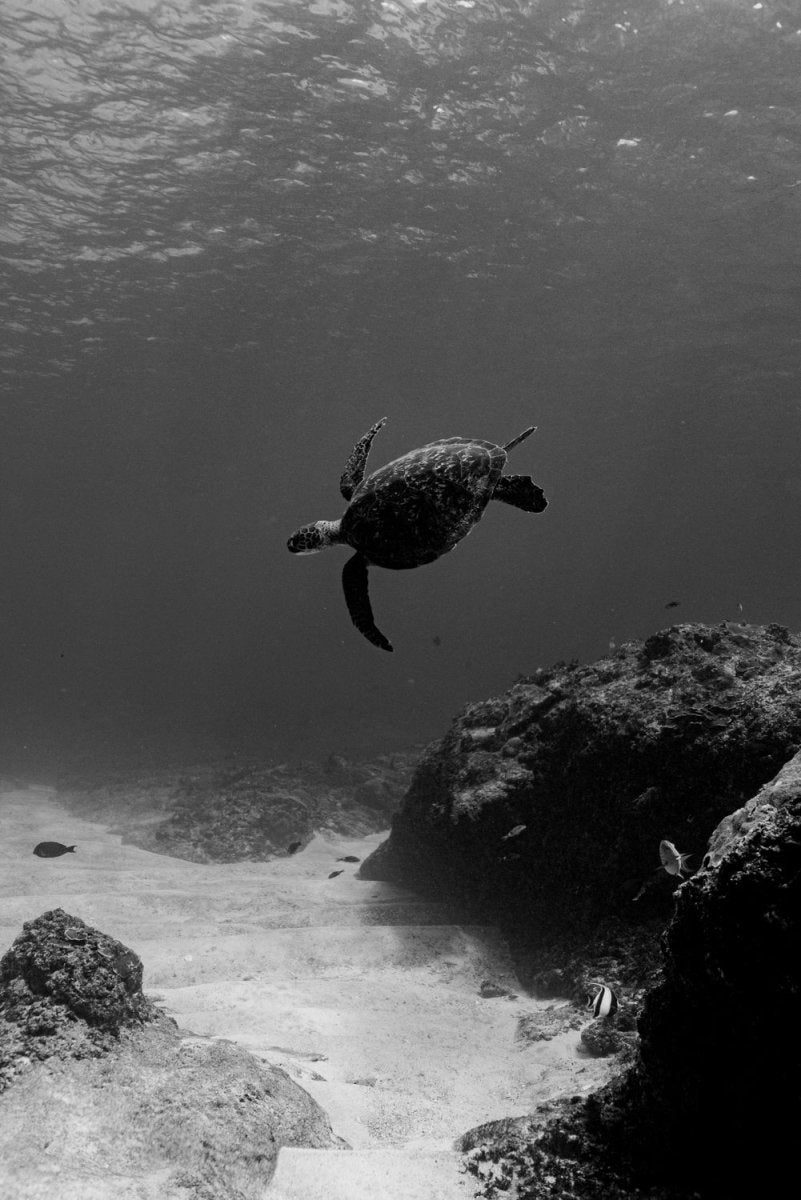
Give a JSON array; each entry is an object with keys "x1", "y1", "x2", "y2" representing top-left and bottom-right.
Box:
[{"x1": 503, "y1": 425, "x2": 537, "y2": 453}]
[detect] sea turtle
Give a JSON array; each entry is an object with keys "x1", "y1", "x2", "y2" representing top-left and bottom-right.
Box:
[{"x1": 287, "y1": 418, "x2": 547, "y2": 651}]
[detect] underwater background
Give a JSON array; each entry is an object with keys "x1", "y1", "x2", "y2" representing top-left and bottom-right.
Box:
[{"x1": 2, "y1": 0, "x2": 801, "y2": 777}]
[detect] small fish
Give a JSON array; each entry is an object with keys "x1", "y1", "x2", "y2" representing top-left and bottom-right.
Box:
[
  {"x1": 665, "y1": 600, "x2": 680, "y2": 609},
  {"x1": 33, "y1": 841, "x2": 76, "y2": 858},
  {"x1": 659, "y1": 839, "x2": 692, "y2": 877},
  {"x1": 337, "y1": 855, "x2": 360, "y2": 863},
  {"x1": 432, "y1": 635, "x2": 442, "y2": 646},
  {"x1": 501, "y1": 824, "x2": 527, "y2": 841},
  {"x1": 328, "y1": 869, "x2": 344, "y2": 879},
  {"x1": 587, "y1": 985, "x2": 619, "y2": 1019},
  {"x1": 286, "y1": 841, "x2": 302, "y2": 855}
]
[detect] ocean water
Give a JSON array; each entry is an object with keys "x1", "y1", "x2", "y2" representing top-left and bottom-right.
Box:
[{"x1": 2, "y1": 0, "x2": 801, "y2": 775}]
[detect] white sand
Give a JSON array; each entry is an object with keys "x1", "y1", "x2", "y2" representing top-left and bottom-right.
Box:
[{"x1": 0, "y1": 785, "x2": 617, "y2": 1199}]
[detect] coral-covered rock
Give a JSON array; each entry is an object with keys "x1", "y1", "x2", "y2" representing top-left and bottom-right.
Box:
[
  {"x1": 458, "y1": 1104, "x2": 658, "y2": 1200},
  {"x1": 0, "y1": 908, "x2": 152, "y2": 1030},
  {"x1": 0, "y1": 909, "x2": 156, "y2": 1086},
  {"x1": 361, "y1": 623, "x2": 801, "y2": 984}
]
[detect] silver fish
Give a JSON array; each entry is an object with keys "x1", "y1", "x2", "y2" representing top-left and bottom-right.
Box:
[
  {"x1": 659, "y1": 839, "x2": 692, "y2": 877},
  {"x1": 501, "y1": 824, "x2": 527, "y2": 841}
]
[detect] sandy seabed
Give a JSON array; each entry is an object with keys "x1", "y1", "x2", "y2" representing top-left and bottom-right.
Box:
[{"x1": 0, "y1": 784, "x2": 617, "y2": 1198}]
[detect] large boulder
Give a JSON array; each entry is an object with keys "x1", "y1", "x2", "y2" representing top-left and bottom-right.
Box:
[
  {"x1": 361, "y1": 622, "x2": 801, "y2": 983},
  {"x1": 610, "y1": 747, "x2": 801, "y2": 1193}
]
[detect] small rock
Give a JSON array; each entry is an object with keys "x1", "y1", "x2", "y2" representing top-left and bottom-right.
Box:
[
  {"x1": 580, "y1": 1018, "x2": 632, "y2": 1057},
  {"x1": 479, "y1": 980, "x2": 517, "y2": 999},
  {"x1": 516, "y1": 1006, "x2": 583, "y2": 1043}
]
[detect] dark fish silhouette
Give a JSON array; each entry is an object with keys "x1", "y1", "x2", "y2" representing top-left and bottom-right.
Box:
[
  {"x1": 337, "y1": 855, "x2": 360, "y2": 863},
  {"x1": 328, "y1": 869, "x2": 344, "y2": 879},
  {"x1": 33, "y1": 841, "x2": 76, "y2": 858},
  {"x1": 664, "y1": 600, "x2": 680, "y2": 609},
  {"x1": 286, "y1": 841, "x2": 302, "y2": 855},
  {"x1": 432, "y1": 635, "x2": 442, "y2": 646}
]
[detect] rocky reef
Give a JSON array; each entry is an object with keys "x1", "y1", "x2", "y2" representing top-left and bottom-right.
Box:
[
  {"x1": 0, "y1": 910, "x2": 344, "y2": 1198},
  {"x1": 459, "y1": 747, "x2": 801, "y2": 1198},
  {"x1": 57, "y1": 749, "x2": 419, "y2": 863},
  {"x1": 361, "y1": 622, "x2": 801, "y2": 995}
]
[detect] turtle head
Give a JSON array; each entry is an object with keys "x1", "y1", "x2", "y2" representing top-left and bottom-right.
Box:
[{"x1": 287, "y1": 520, "x2": 342, "y2": 554}]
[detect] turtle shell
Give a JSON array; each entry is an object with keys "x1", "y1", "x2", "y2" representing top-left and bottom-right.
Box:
[{"x1": 341, "y1": 437, "x2": 506, "y2": 569}]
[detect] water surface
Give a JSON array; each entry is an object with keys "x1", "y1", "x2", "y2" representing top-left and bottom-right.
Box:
[{"x1": 2, "y1": 0, "x2": 800, "y2": 773}]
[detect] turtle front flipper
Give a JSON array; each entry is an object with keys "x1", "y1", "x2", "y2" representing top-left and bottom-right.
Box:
[
  {"x1": 342, "y1": 552, "x2": 393, "y2": 652},
  {"x1": 493, "y1": 474, "x2": 548, "y2": 513},
  {"x1": 340, "y1": 417, "x2": 387, "y2": 501}
]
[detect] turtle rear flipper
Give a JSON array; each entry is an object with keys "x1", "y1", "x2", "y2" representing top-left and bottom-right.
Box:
[
  {"x1": 493, "y1": 474, "x2": 547, "y2": 513},
  {"x1": 342, "y1": 552, "x2": 393, "y2": 651},
  {"x1": 503, "y1": 425, "x2": 537, "y2": 453},
  {"x1": 340, "y1": 417, "x2": 387, "y2": 501}
]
